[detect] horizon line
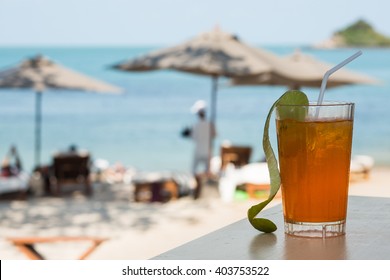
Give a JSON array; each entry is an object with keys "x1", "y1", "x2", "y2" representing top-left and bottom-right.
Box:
[{"x1": 0, "y1": 43, "x2": 313, "y2": 48}]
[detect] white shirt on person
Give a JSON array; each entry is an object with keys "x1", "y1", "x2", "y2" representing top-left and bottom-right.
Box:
[{"x1": 191, "y1": 119, "x2": 216, "y2": 158}]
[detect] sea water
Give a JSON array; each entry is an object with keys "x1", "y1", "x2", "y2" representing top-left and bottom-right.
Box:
[{"x1": 0, "y1": 46, "x2": 389, "y2": 172}]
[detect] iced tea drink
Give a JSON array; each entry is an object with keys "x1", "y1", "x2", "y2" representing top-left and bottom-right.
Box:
[{"x1": 276, "y1": 102, "x2": 354, "y2": 237}]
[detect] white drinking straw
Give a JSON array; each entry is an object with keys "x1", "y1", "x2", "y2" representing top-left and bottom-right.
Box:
[{"x1": 317, "y1": 50, "x2": 363, "y2": 106}]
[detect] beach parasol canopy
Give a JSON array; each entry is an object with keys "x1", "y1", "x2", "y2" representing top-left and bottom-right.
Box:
[
  {"x1": 111, "y1": 28, "x2": 283, "y2": 169},
  {"x1": 231, "y1": 49, "x2": 380, "y2": 89},
  {"x1": 112, "y1": 28, "x2": 280, "y2": 120},
  {"x1": 0, "y1": 54, "x2": 122, "y2": 167}
]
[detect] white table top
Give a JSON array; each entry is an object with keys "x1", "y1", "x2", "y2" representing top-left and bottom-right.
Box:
[{"x1": 153, "y1": 196, "x2": 390, "y2": 260}]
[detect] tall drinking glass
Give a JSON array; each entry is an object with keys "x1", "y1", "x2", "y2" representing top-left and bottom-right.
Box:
[{"x1": 275, "y1": 102, "x2": 354, "y2": 238}]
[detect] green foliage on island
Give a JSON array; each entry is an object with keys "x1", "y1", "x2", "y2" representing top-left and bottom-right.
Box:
[{"x1": 335, "y1": 19, "x2": 390, "y2": 47}]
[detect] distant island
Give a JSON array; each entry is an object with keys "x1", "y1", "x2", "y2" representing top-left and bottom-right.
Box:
[{"x1": 315, "y1": 19, "x2": 390, "y2": 48}]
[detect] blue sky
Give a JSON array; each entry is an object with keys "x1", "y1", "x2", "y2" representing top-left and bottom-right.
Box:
[{"x1": 0, "y1": 0, "x2": 389, "y2": 46}]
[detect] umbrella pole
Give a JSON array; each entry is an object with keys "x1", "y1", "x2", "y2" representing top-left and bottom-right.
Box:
[
  {"x1": 208, "y1": 76, "x2": 218, "y2": 175},
  {"x1": 35, "y1": 91, "x2": 42, "y2": 168},
  {"x1": 211, "y1": 76, "x2": 218, "y2": 126}
]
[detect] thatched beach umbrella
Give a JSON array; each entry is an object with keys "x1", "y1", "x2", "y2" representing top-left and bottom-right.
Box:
[
  {"x1": 112, "y1": 28, "x2": 280, "y2": 123},
  {"x1": 231, "y1": 49, "x2": 380, "y2": 89},
  {"x1": 0, "y1": 54, "x2": 122, "y2": 167},
  {"x1": 111, "y1": 28, "x2": 283, "y2": 169}
]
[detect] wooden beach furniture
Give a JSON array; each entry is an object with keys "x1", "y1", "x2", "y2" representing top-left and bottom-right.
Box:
[
  {"x1": 132, "y1": 171, "x2": 201, "y2": 202},
  {"x1": 134, "y1": 179, "x2": 179, "y2": 203},
  {"x1": 7, "y1": 236, "x2": 107, "y2": 260},
  {"x1": 220, "y1": 145, "x2": 252, "y2": 171},
  {"x1": 219, "y1": 145, "x2": 273, "y2": 198},
  {"x1": 50, "y1": 152, "x2": 92, "y2": 196}
]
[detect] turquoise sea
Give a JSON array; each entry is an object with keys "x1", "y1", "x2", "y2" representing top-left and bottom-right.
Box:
[{"x1": 0, "y1": 46, "x2": 389, "y2": 172}]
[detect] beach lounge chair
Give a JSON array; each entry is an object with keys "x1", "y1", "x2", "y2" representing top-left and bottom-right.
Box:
[
  {"x1": 132, "y1": 171, "x2": 198, "y2": 202},
  {"x1": 218, "y1": 145, "x2": 272, "y2": 200},
  {"x1": 218, "y1": 162, "x2": 272, "y2": 202},
  {"x1": 0, "y1": 146, "x2": 29, "y2": 199},
  {"x1": 133, "y1": 179, "x2": 179, "y2": 203},
  {"x1": 0, "y1": 172, "x2": 30, "y2": 200},
  {"x1": 220, "y1": 145, "x2": 252, "y2": 171},
  {"x1": 350, "y1": 155, "x2": 374, "y2": 181},
  {"x1": 50, "y1": 152, "x2": 92, "y2": 196}
]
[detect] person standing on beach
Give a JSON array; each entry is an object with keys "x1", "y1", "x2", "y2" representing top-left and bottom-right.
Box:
[{"x1": 183, "y1": 100, "x2": 216, "y2": 176}]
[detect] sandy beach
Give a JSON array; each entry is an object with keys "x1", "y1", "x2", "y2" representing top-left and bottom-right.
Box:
[{"x1": 0, "y1": 167, "x2": 389, "y2": 260}]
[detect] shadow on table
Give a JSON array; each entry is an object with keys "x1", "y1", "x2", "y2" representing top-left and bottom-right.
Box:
[{"x1": 249, "y1": 233, "x2": 278, "y2": 259}]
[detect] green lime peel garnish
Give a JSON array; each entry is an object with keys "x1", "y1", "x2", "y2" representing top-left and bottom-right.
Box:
[{"x1": 247, "y1": 90, "x2": 309, "y2": 233}]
